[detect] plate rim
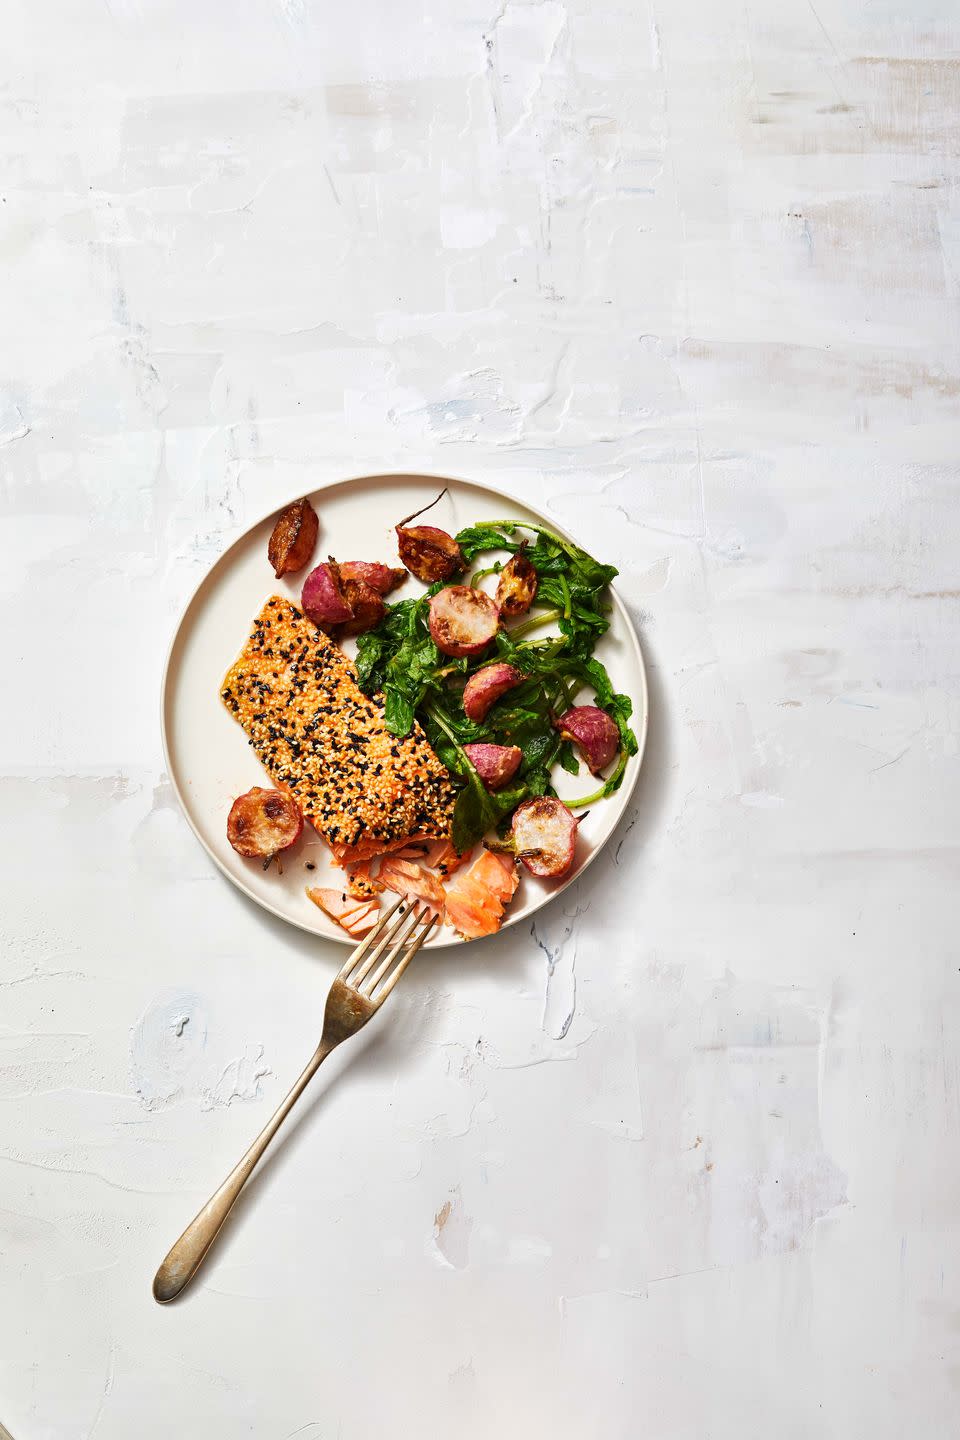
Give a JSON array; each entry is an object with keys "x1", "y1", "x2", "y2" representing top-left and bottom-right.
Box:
[{"x1": 160, "y1": 469, "x2": 649, "y2": 948}]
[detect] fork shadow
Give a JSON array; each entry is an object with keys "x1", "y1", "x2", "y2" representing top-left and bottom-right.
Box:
[{"x1": 162, "y1": 624, "x2": 671, "y2": 1299}]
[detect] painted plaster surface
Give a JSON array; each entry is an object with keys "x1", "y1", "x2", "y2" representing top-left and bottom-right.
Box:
[{"x1": 1, "y1": 1, "x2": 958, "y2": 1435}]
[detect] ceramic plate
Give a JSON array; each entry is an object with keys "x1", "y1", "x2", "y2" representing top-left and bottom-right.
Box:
[{"x1": 162, "y1": 473, "x2": 648, "y2": 947}]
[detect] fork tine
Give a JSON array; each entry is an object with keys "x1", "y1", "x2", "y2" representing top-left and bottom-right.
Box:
[
  {"x1": 360, "y1": 904, "x2": 427, "y2": 995},
  {"x1": 361, "y1": 905, "x2": 437, "y2": 999},
  {"x1": 338, "y1": 894, "x2": 405, "y2": 981},
  {"x1": 368, "y1": 910, "x2": 440, "y2": 1003},
  {"x1": 350, "y1": 900, "x2": 422, "y2": 989}
]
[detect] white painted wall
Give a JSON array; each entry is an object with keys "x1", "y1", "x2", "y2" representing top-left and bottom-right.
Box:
[{"x1": 1, "y1": 1, "x2": 958, "y2": 1435}]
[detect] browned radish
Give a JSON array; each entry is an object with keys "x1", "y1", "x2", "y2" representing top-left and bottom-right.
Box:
[
  {"x1": 339, "y1": 578, "x2": 386, "y2": 637},
  {"x1": 267, "y1": 497, "x2": 319, "y2": 578},
  {"x1": 227, "y1": 787, "x2": 303, "y2": 860},
  {"x1": 338, "y1": 560, "x2": 406, "y2": 595},
  {"x1": 301, "y1": 559, "x2": 352, "y2": 632},
  {"x1": 511, "y1": 796, "x2": 579, "y2": 879},
  {"x1": 462, "y1": 662, "x2": 523, "y2": 722},
  {"x1": 464, "y1": 742, "x2": 522, "y2": 790},
  {"x1": 556, "y1": 705, "x2": 620, "y2": 775},
  {"x1": 395, "y1": 491, "x2": 464, "y2": 583},
  {"x1": 398, "y1": 526, "x2": 464, "y2": 583},
  {"x1": 429, "y1": 585, "x2": 499, "y2": 657},
  {"x1": 495, "y1": 546, "x2": 538, "y2": 618}
]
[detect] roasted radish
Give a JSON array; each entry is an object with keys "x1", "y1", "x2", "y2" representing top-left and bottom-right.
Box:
[
  {"x1": 267, "y1": 497, "x2": 319, "y2": 578},
  {"x1": 339, "y1": 578, "x2": 386, "y2": 637},
  {"x1": 511, "y1": 796, "x2": 579, "y2": 879},
  {"x1": 496, "y1": 546, "x2": 538, "y2": 618},
  {"x1": 462, "y1": 662, "x2": 523, "y2": 722},
  {"x1": 338, "y1": 560, "x2": 406, "y2": 595},
  {"x1": 396, "y1": 491, "x2": 464, "y2": 583},
  {"x1": 556, "y1": 705, "x2": 620, "y2": 775},
  {"x1": 429, "y1": 585, "x2": 499, "y2": 658},
  {"x1": 227, "y1": 787, "x2": 303, "y2": 860},
  {"x1": 464, "y1": 742, "x2": 522, "y2": 790},
  {"x1": 301, "y1": 559, "x2": 352, "y2": 633}
]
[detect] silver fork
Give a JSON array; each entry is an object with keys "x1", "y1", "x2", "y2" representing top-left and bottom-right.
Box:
[{"x1": 152, "y1": 897, "x2": 437, "y2": 1303}]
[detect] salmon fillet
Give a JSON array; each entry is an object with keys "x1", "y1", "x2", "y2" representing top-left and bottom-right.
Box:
[{"x1": 221, "y1": 597, "x2": 455, "y2": 855}]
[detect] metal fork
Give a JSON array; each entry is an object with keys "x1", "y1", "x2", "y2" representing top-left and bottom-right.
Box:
[{"x1": 152, "y1": 897, "x2": 437, "y2": 1303}]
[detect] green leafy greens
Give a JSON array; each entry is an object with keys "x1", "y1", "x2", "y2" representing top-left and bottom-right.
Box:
[{"x1": 353, "y1": 520, "x2": 637, "y2": 852}]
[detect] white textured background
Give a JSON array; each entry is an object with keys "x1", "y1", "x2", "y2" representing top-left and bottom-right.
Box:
[{"x1": 2, "y1": 1, "x2": 959, "y2": 1436}]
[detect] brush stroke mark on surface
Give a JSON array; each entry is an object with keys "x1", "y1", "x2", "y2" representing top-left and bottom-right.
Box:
[{"x1": 130, "y1": 991, "x2": 270, "y2": 1111}]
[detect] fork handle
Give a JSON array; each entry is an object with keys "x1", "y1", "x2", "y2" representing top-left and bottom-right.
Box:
[{"x1": 152, "y1": 1040, "x2": 335, "y2": 1303}]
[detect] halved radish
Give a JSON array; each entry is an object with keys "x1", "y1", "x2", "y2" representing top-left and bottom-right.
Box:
[
  {"x1": 511, "y1": 796, "x2": 579, "y2": 879},
  {"x1": 555, "y1": 705, "x2": 619, "y2": 775},
  {"x1": 338, "y1": 561, "x2": 406, "y2": 595},
  {"x1": 464, "y1": 742, "x2": 522, "y2": 790},
  {"x1": 429, "y1": 586, "x2": 499, "y2": 658},
  {"x1": 301, "y1": 560, "x2": 352, "y2": 633},
  {"x1": 462, "y1": 662, "x2": 523, "y2": 722},
  {"x1": 227, "y1": 787, "x2": 303, "y2": 860}
]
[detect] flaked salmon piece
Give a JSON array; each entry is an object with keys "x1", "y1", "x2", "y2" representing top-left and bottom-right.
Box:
[
  {"x1": 448, "y1": 851, "x2": 516, "y2": 922},
  {"x1": 388, "y1": 839, "x2": 432, "y2": 860},
  {"x1": 426, "y1": 839, "x2": 473, "y2": 876},
  {"x1": 443, "y1": 850, "x2": 519, "y2": 940},
  {"x1": 443, "y1": 888, "x2": 493, "y2": 940},
  {"x1": 306, "y1": 887, "x2": 380, "y2": 937},
  {"x1": 343, "y1": 859, "x2": 382, "y2": 899},
  {"x1": 329, "y1": 832, "x2": 436, "y2": 866},
  {"x1": 377, "y1": 858, "x2": 446, "y2": 911},
  {"x1": 471, "y1": 850, "x2": 520, "y2": 902}
]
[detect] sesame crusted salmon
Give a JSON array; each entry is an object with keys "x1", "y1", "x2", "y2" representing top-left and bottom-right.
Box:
[{"x1": 221, "y1": 596, "x2": 456, "y2": 855}]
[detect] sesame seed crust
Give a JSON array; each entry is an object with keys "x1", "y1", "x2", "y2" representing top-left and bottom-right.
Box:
[{"x1": 221, "y1": 596, "x2": 455, "y2": 850}]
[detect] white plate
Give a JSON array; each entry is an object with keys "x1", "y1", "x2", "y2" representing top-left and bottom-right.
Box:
[{"x1": 162, "y1": 473, "x2": 648, "y2": 947}]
